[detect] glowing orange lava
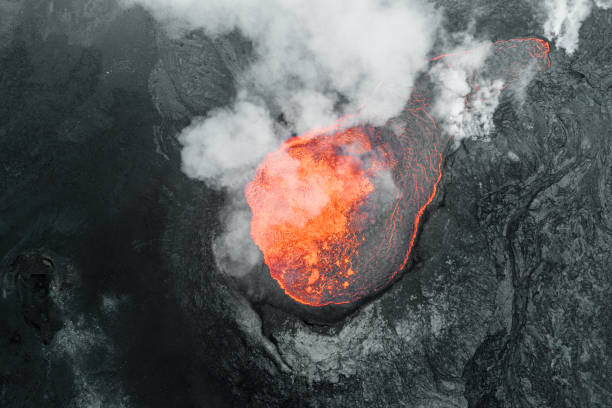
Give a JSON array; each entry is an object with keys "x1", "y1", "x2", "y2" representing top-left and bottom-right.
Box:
[
  {"x1": 246, "y1": 127, "x2": 383, "y2": 304},
  {"x1": 245, "y1": 38, "x2": 550, "y2": 307},
  {"x1": 246, "y1": 97, "x2": 442, "y2": 306}
]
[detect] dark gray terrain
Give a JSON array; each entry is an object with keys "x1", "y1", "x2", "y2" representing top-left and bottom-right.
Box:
[{"x1": 1, "y1": 1, "x2": 611, "y2": 407}]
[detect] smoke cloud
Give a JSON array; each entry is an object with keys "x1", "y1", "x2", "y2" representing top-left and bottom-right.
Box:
[
  {"x1": 428, "y1": 40, "x2": 502, "y2": 143},
  {"x1": 179, "y1": 93, "x2": 279, "y2": 189},
  {"x1": 122, "y1": 1, "x2": 545, "y2": 280},
  {"x1": 120, "y1": 0, "x2": 444, "y2": 277},
  {"x1": 124, "y1": 0, "x2": 439, "y2": 130},
  {"x1": 540, "y1": 0, "x2": 610, "y2": 55}
]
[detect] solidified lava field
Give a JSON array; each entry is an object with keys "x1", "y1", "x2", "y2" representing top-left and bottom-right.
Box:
[
  {"x1": 246, "y1": 38, "x2": 550, "y2": 307},
  {"x1": 3, "y1": 1, "x2": 612, "y2": 407}
]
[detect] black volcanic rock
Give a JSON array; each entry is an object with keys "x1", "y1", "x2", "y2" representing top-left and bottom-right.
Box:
[
  {"x1": 7, "y1": 251, "x2": 62, "y2": 344},
  {"x1": 0, "y1": 0, "x2": 611, "y2": 407}
]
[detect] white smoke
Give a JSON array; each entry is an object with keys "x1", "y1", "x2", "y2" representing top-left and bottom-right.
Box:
[
  {"x1": 541, "y1": 0, "x2": 611, "y2": 55},
  {"x1": 429, "y1": 40, "x2": 504, "y2": 143},
  {"x1": 120, "y1": 0, "x2": 442, "y2": 277},
  {"x1": 123, "y1": 0, "x2": 438, "y2": 131},
  {"x1": 213, "y1": 197, "x2": 263, "y2": 278},
  {"x1": 179, "y1": 93, "x2": 280, "y2": 189},
  {"x1": 122, "y1": 1, "x2": 548, "y2": 280}
]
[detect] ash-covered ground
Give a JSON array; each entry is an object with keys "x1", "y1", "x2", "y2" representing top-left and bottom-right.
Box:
[{"x1": 1, "y1": 1, "x2": 611, "y2": 407}]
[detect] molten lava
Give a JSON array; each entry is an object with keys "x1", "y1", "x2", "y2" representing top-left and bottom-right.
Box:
[
  {"x1": 245, "y1": 38, "x2": 550, "y2": 307},
  {"x1": 246, "y1": 98, "x2": 442, "y2": 306},
  {"x1": 246, "y1": 127, "x2": 384, "y2": 305}
]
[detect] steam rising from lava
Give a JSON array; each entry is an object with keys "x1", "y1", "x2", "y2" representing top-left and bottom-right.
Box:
[
  {"x1": 244, "y1": 39, "x2": 550, "y2": 306},
  {"x1": 431, "y1": 38, "x2": 551, "y2": 143},
  {"x1": 539, "y1": 0, "x2": 610, "y2": 55},
  {"x1": 122, "y1": 0, "x2": 442, "y2": 282},
  {"x1": 122, "y1": 0, "x2": 438, "y2": 130},
  {"x1": 121, "y1": 0, "x2": 552, "y2": 305},
  {"x1": 245, "y1": 102, "x2": 442, "y2": 306}
]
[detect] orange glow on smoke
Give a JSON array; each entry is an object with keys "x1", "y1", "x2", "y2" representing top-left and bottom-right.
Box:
[{"x1": 245, "y1": 38, "x2": 550, "y2": 306}]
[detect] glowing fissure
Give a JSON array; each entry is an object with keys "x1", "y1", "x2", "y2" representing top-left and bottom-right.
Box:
[{"x1": 245, "y1": 38, "x2": 550, "y2": 306}]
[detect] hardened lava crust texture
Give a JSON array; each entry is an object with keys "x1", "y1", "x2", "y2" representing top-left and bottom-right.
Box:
[{"x1": 0, "y1": 1, "x2": 611, "y2": 408}]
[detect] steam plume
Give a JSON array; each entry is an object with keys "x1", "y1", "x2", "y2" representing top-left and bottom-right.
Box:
[
  {"x1": 540, "y1": 0, "x2": 610, "y2": 55},
  {"x1": 121, "y1": 0, "x2": 541, "y2": 279},
  {"x1": 428, "y1": 40, "x2": 500, "y2": 143},
  {"x1": 122, "y1": 0, "x2": 442, "y2": 277}
]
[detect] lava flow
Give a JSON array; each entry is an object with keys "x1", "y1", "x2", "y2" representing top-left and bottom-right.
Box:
[{"x1": 245, "y1": 38, "x2": 550, "y2": 307}]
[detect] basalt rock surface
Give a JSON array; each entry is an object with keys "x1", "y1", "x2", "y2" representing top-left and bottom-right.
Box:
[{"x1": 1, "y1": 1, "x2": 611, "y2": 407}]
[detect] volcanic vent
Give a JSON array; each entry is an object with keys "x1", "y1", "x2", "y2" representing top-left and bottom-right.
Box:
[
  {"x1": 245, "y1": 38, "x2": 550, "y2": 307},
  {"x1": 246, "y1": 95, "x2": 442, "y2": 306}
]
